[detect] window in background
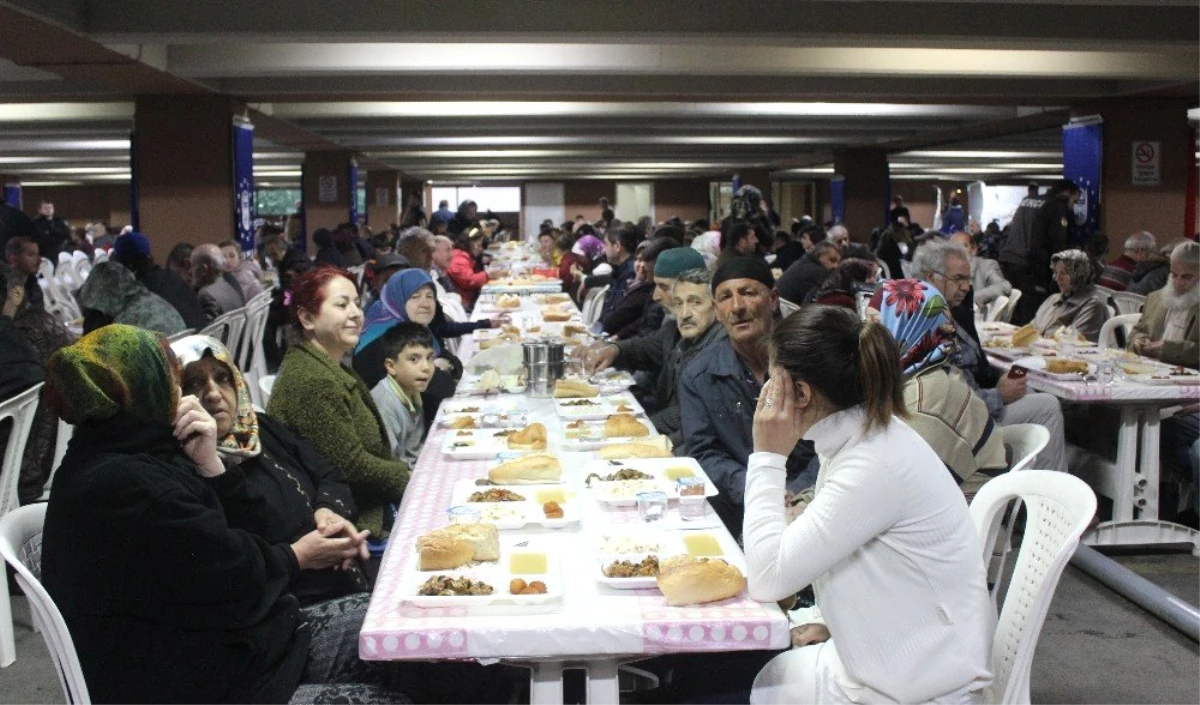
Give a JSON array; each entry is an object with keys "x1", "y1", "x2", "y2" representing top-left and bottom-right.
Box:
[
  {"x1": 430, "y1": 186, "x2": 522, "y2": 214},
  {"x1": 256, "y1": 188, "x2": 301, "y2": 216}
]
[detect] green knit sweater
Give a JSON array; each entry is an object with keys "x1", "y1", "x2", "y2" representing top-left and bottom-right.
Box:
[{"x1": 266, "y1": 341, "x2": 409, "y2": 537}]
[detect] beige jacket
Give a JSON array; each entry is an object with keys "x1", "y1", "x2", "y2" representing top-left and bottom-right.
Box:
[
  {"x1": 1127, "y1": 289, "x2": 1199, "y2": 369},
  {"x1": 903, "y1": 364, "x2": 1007, "y2": 493}
]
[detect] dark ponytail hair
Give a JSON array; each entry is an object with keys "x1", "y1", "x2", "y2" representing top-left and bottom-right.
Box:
[{"x1": 770, "y1": 305, "x2": 906, "y2": 432}]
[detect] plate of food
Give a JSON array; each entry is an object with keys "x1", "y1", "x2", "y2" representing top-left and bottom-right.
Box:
[
  {"x1": 403, "y1": 529, "x2": 562, "y2": 607},
  {"x1": 1012, "y1": 356, "x2": 1095, "y2": 381},
  {"x1": 560, "y1": 413, "x2": 658, "y2": 451},
  {"x1": 441, "y1": 425, "x2": 542, "y2": 460},
  {"x1": 457, "y1": 369, "x2": 526, "y2": 395},
  {"x1": 449, "y1": 480, "x2": 577, "y2": 529},
  {"x1": 437, "y1": 404, "x2": 528, "y2": 430},
  {"x1": 553, "y1": 394, "x2": 644, "y2": 420},
  {"x1": 594, "y1": 530, "x2": 745, "y2": 602},
  {"x1": 582, "y1": 456, "x2": 717, "y2": 505},
  {"x1": 1126, "y1": 366, "x2": 1200, "y2": 386},
  {"x1": 532, "y1": 293, "x2": 573, "y2": 305}
]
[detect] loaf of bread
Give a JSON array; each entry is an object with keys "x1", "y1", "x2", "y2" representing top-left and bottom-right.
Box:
[
  {"x1": 477, "y1": 369, "x2": 503, "y2": 391},
  {"x1": 507, "y1": 422, "x2": 548, "y2": 450},
  {"x1": 448, "y1": 416, "x2": 476, "y2": 430},
  {"x1": 542, "y1": 307, "x2": 572, "y2": 322},
  {"x1": 553, "y1": 378, "x2": 599, "y2": 398},
  {"x1": 1046, "y1": 359, "x2": 1089, "y2": 375},
  {"x1": 497, "y1": 294, "x2": 522, "y2": 309},
  {"x1": 563, "y1": 324, "x2": 589, "y2": 337},
  {"x1": 488, "y1": 453, "x2": 563, "y2": 484},
  {"x1": 656, "y1": 556, "x2": 746, "y2": 606},
  {"x1": 604, "y1": 413, "x2": 649, "y2": 438},
  {"x1": 416, "y1": 523, "x2": 500, "y2": 570},
  {"x1": 597, "y1": 436, "x2": 673, "y2": 459},
  {"x1": 1012, "y1": 324, "x2": 1039, "y2": 347}
]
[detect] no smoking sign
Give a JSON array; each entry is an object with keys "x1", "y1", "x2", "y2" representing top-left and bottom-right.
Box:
[{"x1": 1131, "y1": 141, "x2": 1160, "y2": 185}]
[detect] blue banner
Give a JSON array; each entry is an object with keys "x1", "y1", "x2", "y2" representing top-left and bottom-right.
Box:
[
  {"x1": 3, "y1": 183, "x2": 21, "y2": 208},
  {"x1": 233, "y1": 119, "x2": 255, "y2": 253},
  {"x1": 129, "y1": 130, "x2": 140, "y2": 231},
  {"x1": 348, "y1": 159, "x2": 359, "y2": 224},
  {"x1": 830, "y1": 176, "x2": 845, "y2": 225},
  {"x1": 1062, "y1": 121, "x2": 1103, "y2": 247}
]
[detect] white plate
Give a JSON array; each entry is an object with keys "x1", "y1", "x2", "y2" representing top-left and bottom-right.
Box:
[
  {"x1": 559, "y1": 423, "x2": 659, "y2": 452},
  {"x1": 456, "y1": 374, "x2": 527, "y2": 396},
  {"x1": 582, "y1": 457, "x2": 719, "y2": 506},
  {"x1": 442, "y1": 429, "x2": 541, "y2": 460},
  {"x1": 401, "y1": 538, "x2": 562, "y2": 608},
  {"x1": 593, "y1": 530, "x2": 745, "y2": 591},
  {"x1": 449, "y1": 479, "x2": 578, "y2": 529},
  {"x1": 553, "y1": 396, "x2": 644, "y2": 420},
  {"x1": 1012, "y1": 356, "x2": 1096, "y2": 381},
  {"x1": 1127, "y1": 371, "x2": 1200, "y2": 386}
]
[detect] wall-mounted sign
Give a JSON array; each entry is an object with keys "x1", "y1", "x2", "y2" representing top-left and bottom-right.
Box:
[
  {"x1": 319, "y1": 175, "x2": 338, "y2": 202},
  {"x1": 1131, "y1": 141, "x2": 1160, "y2": 186}
]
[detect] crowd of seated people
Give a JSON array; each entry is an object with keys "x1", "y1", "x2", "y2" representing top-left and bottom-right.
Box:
[{"x1": 4, "y1": 190, "x2": 1199, "y2": 704}]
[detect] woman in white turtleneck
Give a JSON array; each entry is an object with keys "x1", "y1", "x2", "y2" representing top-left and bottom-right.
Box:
[{"x1": 745, "y1": 304, "x2": 995, "y2": 705}]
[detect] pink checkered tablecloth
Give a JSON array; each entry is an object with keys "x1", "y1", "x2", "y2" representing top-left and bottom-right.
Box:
[{"x1": 360, "y1": 295, "x2": 789, "y2": 661}]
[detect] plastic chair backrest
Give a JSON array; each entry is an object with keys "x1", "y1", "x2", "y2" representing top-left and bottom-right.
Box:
[
  {"x1": 259, "y1": 375, "x2": 276, "y2": 407},
  {"x1": 0, "y1": 504, "x2": 91, "y2": 703},
  {"x1": 165, "y1": 328, "x2": 195, "y2": 344},
  {"x1": 1098, "y1": 313, "x2": 1140, "y2": 351},
  {"x1": 0, "y1": 383, "x2": 45, "y2": 667},
  {"x1": 40, "y1": 419, "x2": 74, "y2": 502},
  {"x1": 985, "y1": 295, "x2": 1010, "y2": 323},
  {"x1": 1109, "y1": 291, "x2": 1145, "y2": 316},
  {"x1": 238, "y1": 294, "x2": 273, "y2": 405},
  {"x1": 38, "y1": 257, "x2": 55, "y2": 282},
  {"x1": 199, "y1": 315, "x2": 233, "y2": 346},
  {"x1": 970, "y1": 471, "x2": 1096, "y2": 705},
  {"x1": 0, "y1": 384, "x2": 44, "y2": 521},
  {"x1": 1003, "y1": 423, "x2": 1050, "y2": 474},
  {"x1": 582, "y1": 285, "x2": 608, "y2": 326},
  {"x1": 875, "y1": 258, "x2": 891, "y2": 280},
  {"x1": 997, "y1": 289, "x2": 1021, "y2": 323},
  {"x1": 778, "y1": 297, "x2": 801, "y2": 318},
  {"x1": 92, "y1": 250, "x2": 108, "y2": 264}
]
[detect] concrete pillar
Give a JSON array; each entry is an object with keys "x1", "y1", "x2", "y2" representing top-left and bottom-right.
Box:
[
  {"x1": 832, "y1": 148, "x2": 890, "y2": 243},
  {"x1": 134, "y1": 95, "x2": 239, "y2": 263},
  {"x1": 1079, "y1": 98, "x2": 1192, "y2": 255},
  {"x1": 366, "y1": 169, "x2": 399, "y2": 230},
  {"x1": 301, "y1": 150, "x2": 356, "y2": 233}
]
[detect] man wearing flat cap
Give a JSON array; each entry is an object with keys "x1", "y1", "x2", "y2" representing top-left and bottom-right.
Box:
[
  {"x1": 678, "y1": 257, "x2": 817, "y2": 537},
  {"x1": 586, "y1": 247, "x2": 725, "y2": 446}
]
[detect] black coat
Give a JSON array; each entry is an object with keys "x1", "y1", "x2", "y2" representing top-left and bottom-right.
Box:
[
  {"x1": 776, "y1": 253, "x2": 830, "y2": 305},
  {"x1": 139, "y1": 264, "x2": 208, "y2": 330},
  {"x1": 206, "y1": 414, "x2": 368, "y2": 606},
  {"x1": 41, "y1": 416, "x2": 308, "y2": 704}
]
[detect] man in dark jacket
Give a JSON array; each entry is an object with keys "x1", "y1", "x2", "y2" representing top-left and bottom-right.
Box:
[
  {"x1": 5, "y1": 236, "x2": 45, "y2": 311},
  {"x1": 598, "y1": 223, "x2": 641, "y2": 324},
  {"x1": 999, "y1": 178, "x2": 1079, "y2": 324},
  {"x1": 775, "y1": 240, "x2": 840, "y2": 306},
  {"x1": 31, "y1": 201, "x2": 70, "y2": 258},
  {"x1": 678, "y1": 258, "x2": 817, "y2": 537},
  {"x1": 111, "y1": 231, "x2": 209, "y2": 330},
  {"x1": 588, "y1": 259, "x2": 725, "y2": 446}
]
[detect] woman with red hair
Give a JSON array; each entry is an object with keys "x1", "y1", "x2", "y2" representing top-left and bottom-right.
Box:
[{"x1": 266, "y1": 266, "x2": 410, "y2": 543}]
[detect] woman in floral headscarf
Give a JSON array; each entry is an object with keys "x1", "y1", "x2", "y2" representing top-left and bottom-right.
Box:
[
  {"x1": 868, "y1": 279, "x2": 1007, "y2": 496},
  {"x1": 173, "y1": 334, "x2": 370, "y2": 604}
]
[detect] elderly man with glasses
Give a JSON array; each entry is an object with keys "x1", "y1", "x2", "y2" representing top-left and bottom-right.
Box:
[{"x1": 913, "y1": 240, "x2": 1068, "y2": 472}]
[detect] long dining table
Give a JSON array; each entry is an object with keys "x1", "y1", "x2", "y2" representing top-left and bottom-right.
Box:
[
  {"x1": 979, "y1": 322, "x2": 1200, "y2": 556},
  {"x1": 359, "y1": 292, "x2": 789, "y2": 704}
]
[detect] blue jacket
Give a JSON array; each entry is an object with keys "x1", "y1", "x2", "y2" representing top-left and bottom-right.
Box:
[
  {"x1": 679, "y1": 336, "x2": 816, "y2": 537},
  {"x1": 600, "y1": 256, "x2": 636, "y2": 322}
]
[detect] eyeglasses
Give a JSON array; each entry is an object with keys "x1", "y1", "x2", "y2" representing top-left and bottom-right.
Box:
[{"x1": 932, "y1": 270, "x2": 972, "y2": 287}]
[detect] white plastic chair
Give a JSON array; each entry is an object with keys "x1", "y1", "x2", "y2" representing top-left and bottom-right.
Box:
[
  {"x1": 995, "y1": 289, "x2": 1021, "y2": 323},
  {"x1": 970, "y1": 470, "x2": 1096, "y2": 705},
  {"x1": 875, "y1": 258, "x2": 891, "y2": 280},
  {"x1": 0, "y1": 383, "x2": 45, "y2": 667},
  {"x1": 347, "y1": 264, "x2": 367, "y2": 292},
  {"x1": 0, "y1": 503, "x2": 91, "y2": 702},
  {"x1": 92, "y1": 249, "x2": 108, "y2": 265},
  {"x1": 986, "y1": 424, "x2": 1053, "y2": 601},
  {"x1": 39, "y1": 419, "x2": 73, "y2": 502},
  {"x1": 72, "y1": 256, "x2": 91, "y2": 283},
  {"x1": 984, "y1": 295, "x2": 1009, "y2": 323},
  {"x1": 237, "y1": 294, "x2": 273, "y2": 406},
  {"x1": 1098, "y1": 313, "x2": 1140, "y2": 351},
  {"x1": 899, "y1": 260, "x2": 913, "y2": 278},
  {"x1": 165, "y1": 328, "x2": 195, "y2": 344},
  {"x1": 778, "y1": 297, "x2": 801, "y2": 318},
  {"x1": 258, "y1": 374, "x2": 276, "y2": 408},
  {"x1": 1109, "y1": 291, "x2": 1145, "y2": 316},
  {"x1": 582, "y1": 285, "x2": 608, "y2": 327}
]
